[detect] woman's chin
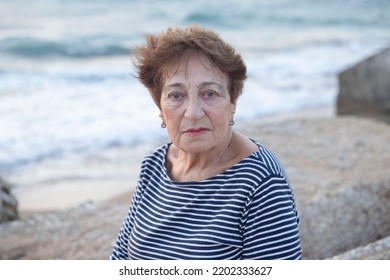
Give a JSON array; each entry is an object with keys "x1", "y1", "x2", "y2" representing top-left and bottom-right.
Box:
[{"x1": 176, "y1": 139, "x2": 216, "y2": 154}]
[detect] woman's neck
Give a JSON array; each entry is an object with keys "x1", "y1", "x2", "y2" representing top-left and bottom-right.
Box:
[{"x1": 166, "y1": 131, "x2": 257, "y2": 182}]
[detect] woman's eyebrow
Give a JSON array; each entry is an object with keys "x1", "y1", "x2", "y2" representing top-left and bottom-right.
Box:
[
  {"x1": 198, "y1": 81, "x2": 226, "y2": 93},
  {"x1": 163, "y1": 83, "x2": 186, "y2": 90}
]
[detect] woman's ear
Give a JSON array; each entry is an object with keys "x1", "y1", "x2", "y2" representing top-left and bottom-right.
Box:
[
  {"x1": 159, "y1": 111, "x2": 166, "y2": 128},
  {"x1": 230, "y1": 102, "x2": 236, "y2": 115}
]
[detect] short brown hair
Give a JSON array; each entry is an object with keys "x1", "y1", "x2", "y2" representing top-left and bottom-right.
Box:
[{"x1": 133, "y1": 25, "x2": 247, "y2": 109}]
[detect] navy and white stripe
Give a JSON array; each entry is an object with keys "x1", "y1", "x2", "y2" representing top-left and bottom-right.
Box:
[{"x1": 111, "y1": 141, "x2": 302, "y2": 260}]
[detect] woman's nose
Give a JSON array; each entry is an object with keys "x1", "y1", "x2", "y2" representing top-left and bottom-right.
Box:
[{"x1": 184, "y1": 95, "x2": 204, "y2": 121}]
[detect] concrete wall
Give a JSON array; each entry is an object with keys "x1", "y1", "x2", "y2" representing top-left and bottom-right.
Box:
[{"x1": 337, "y1": 47, "x2": 390, "y2": 123}]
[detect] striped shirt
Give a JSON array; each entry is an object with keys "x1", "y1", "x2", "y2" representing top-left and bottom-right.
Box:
[{"x1": 110, "y1": 141, "x2": 302, "y2": 260}]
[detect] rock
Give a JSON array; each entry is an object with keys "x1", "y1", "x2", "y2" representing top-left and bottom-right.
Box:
[
  {"x1": 331, "y1": 235, "x2": 390, "y2": 260},
  {"x1": 0, "y1": 176, "x2": 19, "y2": 223},
  {"x1": 337, "y1": 47, "x2": 390, "y2": 123},
  {"x1": 0, "y1": 197, "x2": 130, "y2": 260},
  {"x1": 298, "y1": 179, "x2": 390, "y2": 259}
]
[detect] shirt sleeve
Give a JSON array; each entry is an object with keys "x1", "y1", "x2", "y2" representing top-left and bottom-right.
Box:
[
  {"x1": 241, "y1": 174, "x2": 302, "y2": 260},
  {"x1": 110, "y1": 204, "x2": 133, "y2": 259}
]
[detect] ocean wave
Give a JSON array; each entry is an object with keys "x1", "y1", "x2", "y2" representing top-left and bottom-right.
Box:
[
  {"x1": 0, "y1": 37, "x2": 132, "y2": 59},
  {"x1": 0, "y1": 70, "x2": 130, "y2": 92}
]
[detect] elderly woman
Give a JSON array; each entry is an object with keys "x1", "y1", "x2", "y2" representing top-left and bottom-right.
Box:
[{"x1": 111, "y1": 25, "x2": 302, "y2": 260}]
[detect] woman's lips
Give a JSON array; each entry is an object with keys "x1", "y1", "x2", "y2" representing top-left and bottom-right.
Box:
[{"x1": 184, "y1": 127, "x2": 209, "y2": 136}]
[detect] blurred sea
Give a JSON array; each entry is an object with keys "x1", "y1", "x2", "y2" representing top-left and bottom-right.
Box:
[{"x1": 1, "y1": 0, "x2": 389, "y2": 175}]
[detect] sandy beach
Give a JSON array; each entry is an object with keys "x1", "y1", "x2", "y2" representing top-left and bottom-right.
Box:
[
  {"x1": 6, "y1": 140, "x2": 156, "y2": 212},
  {"x1": 1, "y1": 106, "x2": 390, "y2": 260}
]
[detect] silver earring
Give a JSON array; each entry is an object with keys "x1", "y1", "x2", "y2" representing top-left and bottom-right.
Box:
[
  {"x1": 161, "y1": 121, "x2": 166, "y2": 128},
  {"x1": 229, "y1": 120, "x2": 235, "y2": 126}
]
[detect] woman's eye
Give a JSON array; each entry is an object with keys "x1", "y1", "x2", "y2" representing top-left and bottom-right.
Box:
[
  {"x1": 202, "y1": 90, "x2": 218, "y2": 99},
  {"x1": 168, "y1": 92, "x2": 184, "y2": 101}
]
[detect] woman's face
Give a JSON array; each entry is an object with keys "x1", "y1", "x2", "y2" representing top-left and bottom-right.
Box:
[{"x1": 160, "y1": 54, "x2": 236, "y2": 154}]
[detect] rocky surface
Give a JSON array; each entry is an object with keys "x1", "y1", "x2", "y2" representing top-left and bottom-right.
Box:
[
  {"x1": 0, "y1": 195, "x2": 132, "y2": 260},
  {"x1": 0, "y1": 113, "x2": 389, "y2": 259},
  {"x1": 331, "y1": 235, "x2": 390, "y2": 260}
]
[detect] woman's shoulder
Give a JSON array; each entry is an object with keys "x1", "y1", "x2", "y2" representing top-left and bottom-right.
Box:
[
  {"x1": 248, "y1": 140, "x2": 288, "y2": 178},
  {"x1": 229, "y1": 132, "x2": 284, "y2": 176},
  {"x1": 141, "y1": 142, "x2": 170, "y2": 166}
]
